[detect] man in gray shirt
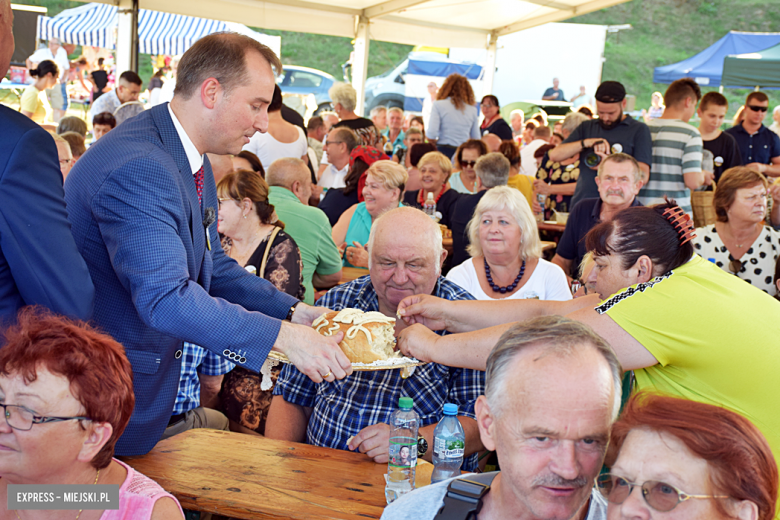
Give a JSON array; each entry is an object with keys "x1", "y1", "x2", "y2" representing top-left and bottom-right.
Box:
[{"x1": 381, "y1": 316, "x2": 621, "y2": 520}]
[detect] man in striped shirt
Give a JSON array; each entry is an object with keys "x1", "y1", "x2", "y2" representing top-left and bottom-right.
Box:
[{"x1": 638, "y1": 78, "x2": 710, "y2": 214}]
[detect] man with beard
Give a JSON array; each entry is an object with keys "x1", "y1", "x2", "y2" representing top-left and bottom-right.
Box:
[
  {"x1": 551, "y1": 154, "x2": 644, "y2": 280},
  {"x1": 549, "y1": 81, "x2": 652, "y2": 208},
  {"x1": 381, "y1": 315, "x2": 619, "y2": 520}
]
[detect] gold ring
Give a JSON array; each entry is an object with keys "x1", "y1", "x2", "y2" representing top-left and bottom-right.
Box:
[{"x1": 322, "y1": 371, "x2": 331, "y2": 379}]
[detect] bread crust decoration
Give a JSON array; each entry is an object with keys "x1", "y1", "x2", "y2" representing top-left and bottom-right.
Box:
[{"x1": 312, "y1": 309, "x2": 398, "y2": 363}]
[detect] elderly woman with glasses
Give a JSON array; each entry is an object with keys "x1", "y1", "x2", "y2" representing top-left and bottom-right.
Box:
[
  {"x1": 0, "y1": 308, "x2": 184, "y2": 519},
  {"x1": 600, "y1": 393, "x2": 777, "y2": 520},
  {"x1": 446, "y1": 186, "x2": 571, "y2": 301},
  {"x1": 692, "y1": 167, "x2": 780, "y2": 295}
]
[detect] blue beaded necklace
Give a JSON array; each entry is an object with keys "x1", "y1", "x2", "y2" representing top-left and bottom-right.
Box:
[{"x1": 484, "y1": 257, "x2": 525, "y2": 294}]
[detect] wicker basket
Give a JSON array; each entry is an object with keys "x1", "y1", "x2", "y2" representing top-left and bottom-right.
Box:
[{"x1": 691, "y1": 180, "x2": 716, "y2": 228}]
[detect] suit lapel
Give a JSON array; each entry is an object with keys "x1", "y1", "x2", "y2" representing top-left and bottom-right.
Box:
[{"x1": 150, "y1": 104, "x2": 206, "y2": 280}]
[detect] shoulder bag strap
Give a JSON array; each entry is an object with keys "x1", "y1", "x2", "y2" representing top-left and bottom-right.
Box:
[
  {"x1": 258, "y1": 227, "x2": 282, "y2": 278},
  {"x1": 433, "y1": 472, "x2": 500, "y2": 520}
]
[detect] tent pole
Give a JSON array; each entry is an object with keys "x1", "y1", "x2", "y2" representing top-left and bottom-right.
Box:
[
  {"x1": 116, "y1": 0, "x2": 139, "y2": 75},
  {"x1": 352, "y1": 15, "x2": 370, "y2": 117},
  {"x1": 719, "y1": 85, "x2": 723, "y2": 94},
  {"x1": 482, "y1": 32, "x2": 498, "y2": 96}
]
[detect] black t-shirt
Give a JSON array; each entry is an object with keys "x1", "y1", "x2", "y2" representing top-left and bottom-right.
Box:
[
  {"x1": 703, "y1": 131, "x2": 743, "y2": 185},
  {"x1": 482, "y1": 118, "x2": 513, "y2": 141},
  {"x1": 318, "y1": 188, "x2": 358, "y2": 227},
  {"x1": 403, "y1": 189, "x2": 461, "y2": 229},
  {"x1": 447, "y1": 191, "x2": 487, "y2": 269}
]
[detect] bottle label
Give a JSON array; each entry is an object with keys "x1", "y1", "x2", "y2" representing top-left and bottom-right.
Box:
[
  {"x1": 388, "y1": 440, "x2": 417, "y2": 469},
  {"x1": 434, "y1": 438, "x2": 465, "y2": 458}
]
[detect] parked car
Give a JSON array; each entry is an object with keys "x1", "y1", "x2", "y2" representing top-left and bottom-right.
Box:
[{"x1": 277, "y1": 65, "x2": 335, "y2": 114}]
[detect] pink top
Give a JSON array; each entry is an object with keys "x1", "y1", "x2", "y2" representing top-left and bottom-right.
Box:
[{"x1": 100, "y1": 459, "x2": 184, "y2": 519}]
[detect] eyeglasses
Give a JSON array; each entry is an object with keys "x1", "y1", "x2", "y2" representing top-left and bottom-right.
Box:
[
  {"x1": 460, "y1": 160, "x2": 477, "y2": 168},
  {"x1": 596, "y1": 474, "x2": 727, "y2": 512},
  {"x1": 218, "y1": 197, "x2": 238, "y2": 208},
  {"x1": 325, "y1": 140, "x2": 344, "y2": 146},
  {"x1": 0, "y1": 403, "x2": 91, "y2": 431},
  {"x1": 729, "y1": 258, "x2": 743, "y2": 274},
  {"x1": 747, "y1": 105, "x2": 768, "y2": 112}
]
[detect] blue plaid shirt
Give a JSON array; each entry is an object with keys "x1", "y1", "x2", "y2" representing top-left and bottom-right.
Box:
[
  {"x1": 273, "y1": 275, "x2": 484, "y2": 471},
  {"x1": 172, "y1": 343, "x2": 235, "y2": 414}
]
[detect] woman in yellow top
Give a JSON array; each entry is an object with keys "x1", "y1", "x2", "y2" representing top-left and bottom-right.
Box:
[
  {"x1": 396, "y1": 201, "x2": 780, "y2": 477},
  {"x1": 21, "y1": 60, "x2": 59, "y2": 124}
]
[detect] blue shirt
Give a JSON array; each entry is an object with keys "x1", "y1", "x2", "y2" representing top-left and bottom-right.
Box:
[
  {"x1": 382, "y1": 128, "x2": 406, "y2": 156},
  {"x1": 725, "y1": 123, "x2": 780, "y2": 165},
  {"x1": 172, "y1": 343, "x2": 235, "y2": 414},
  {"x1": 273, "y1": 275, "x2": 484, "y2": 471},
  {"x1": 542, "y1": 87, "x2": 565, "y2": 101},
  {"x1": 556, "y1": 197, "x2": 642, "y2": 278},
  {"x1": 426, "y1": 99, "x2": 480, "y2": 147}
]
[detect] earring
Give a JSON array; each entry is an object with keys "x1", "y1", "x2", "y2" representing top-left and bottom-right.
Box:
[{"x1": 243, "y1": 214, "x2": 247, "y2": 219}]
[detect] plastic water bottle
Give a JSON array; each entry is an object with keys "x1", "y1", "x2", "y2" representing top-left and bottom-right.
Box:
[
  {"x1": 430, "y1": 403, "x2": 465, "y2": 484},
  {"x1": 423, "y1": 191, "x2": 437, "y2": 219},
  {"x1": 385, "y1": 397, "x2": 420, "y2": 504},
  {"x1": 535, "y1": 192, "x2": 547, "y2": 222}
]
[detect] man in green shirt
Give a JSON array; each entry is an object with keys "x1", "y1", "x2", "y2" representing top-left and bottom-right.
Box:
[{"x1": 267, "y1": 158, "x2": 343, "y2": 304}]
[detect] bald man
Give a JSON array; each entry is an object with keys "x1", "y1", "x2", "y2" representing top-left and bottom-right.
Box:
[
  {"x1": 267, "y1": 207, "x2": 484, "y2": 472},
  {"x1": 481, "y1": 133, "x2": 502, "y2": 153},
  {"x1": 267, "y1": 158, "x2": 342, "y2": 304}
]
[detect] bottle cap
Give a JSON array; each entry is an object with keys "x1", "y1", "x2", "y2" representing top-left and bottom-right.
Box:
[
  {"x1": 399, "y1": 397, "x2": 414, "y2": 409},
  {"x1": 443, "y1": 403, "x2": 458, "y2": 415},
  {"x1": 426, "y1": 192, "x2": 434, "y2": 202}
]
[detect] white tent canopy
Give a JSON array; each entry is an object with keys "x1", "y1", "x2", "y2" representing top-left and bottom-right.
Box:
[{"x1": 91, "y1": 0, "x2": 628, "y2": 112}]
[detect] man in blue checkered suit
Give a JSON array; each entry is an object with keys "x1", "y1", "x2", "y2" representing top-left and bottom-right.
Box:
[{"x1": 64, "y1": 33, "x2": 352, "y2": 456}]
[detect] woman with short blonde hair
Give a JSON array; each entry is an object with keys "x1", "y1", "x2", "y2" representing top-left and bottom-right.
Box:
[
  {"x1": 446, "y1": 186, "x2": 571, "y2": 301},
  {"x1": 402, "y1": 151, "x2": 461, "y2": 228},
  {"x1": 327, "y1": 82, "x2": 381, "y2": 148},
  {"x1": 333, "y1": 161, "x2": 408, "y2": 268}
]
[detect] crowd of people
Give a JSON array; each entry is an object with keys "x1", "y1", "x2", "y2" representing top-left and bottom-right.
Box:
[{"x1": 2, "y1": 2, "x2": 780, "y2": 518}]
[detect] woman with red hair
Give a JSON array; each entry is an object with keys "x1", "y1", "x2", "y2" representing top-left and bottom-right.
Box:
[
  {"x1": 599, "y1": 393, "x2": 777, "y2": 520},
  {"x1": 0, "y1": 308, "x2": 184, "y2": 519}
]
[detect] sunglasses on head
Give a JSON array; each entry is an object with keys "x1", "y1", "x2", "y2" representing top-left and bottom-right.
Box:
[
  {"x1": 747, "y1": 105, "x2": 768, "y2": 112},
  {"x1": 460, "y1": 160, "x2": 477, "y2": 168},
  {"x1": 597, "y1": 474, "x2": 727, "y2": 512},
  {"x1": 729, "y1": 256, "x2": 743, "y2": 274}
]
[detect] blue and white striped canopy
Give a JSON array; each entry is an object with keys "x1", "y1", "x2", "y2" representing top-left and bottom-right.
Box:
[{"x1": 37, "y1": 2, "x2": 277, "y2": 56}]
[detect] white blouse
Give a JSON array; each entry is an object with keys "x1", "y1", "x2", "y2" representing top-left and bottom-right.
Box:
[
  {"x1": 692, "y1": 224, "x2": 780, "y2": 296},
  {"x1": 446, "y1": 257, "x2": 572, "y2": 301}
]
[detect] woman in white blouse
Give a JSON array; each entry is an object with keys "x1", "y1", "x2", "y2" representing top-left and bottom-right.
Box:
[
  {"x1": 693, "y1": 167, "x2": 780, "y2": 295},
  {"x1": 446, "y1": 186, "x2": 571, "y2": 301},
  {"x1": 243, "y1": 84, "x2": 308, "y2": 171}
]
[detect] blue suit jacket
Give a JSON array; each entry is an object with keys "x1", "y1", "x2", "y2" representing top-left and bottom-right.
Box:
[
  {"x1": 64, "y1": 104, "x2": 298, "y2": 455},
  {"x1": 0, "y1": 106, "x2": 94, "y2": 328}
]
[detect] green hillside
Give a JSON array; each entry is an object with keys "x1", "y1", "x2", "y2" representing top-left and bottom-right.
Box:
[{"x1": 13, "y1": 0, "x2": 780, "y2": 120}]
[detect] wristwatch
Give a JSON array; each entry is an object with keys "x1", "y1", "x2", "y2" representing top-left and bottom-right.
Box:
[
  {"x1": 417, "y1": 434, "x2": 428, "y2": 458},
  {"x1": 286, "y1": 302, "x2": 300, "y2": 321}
]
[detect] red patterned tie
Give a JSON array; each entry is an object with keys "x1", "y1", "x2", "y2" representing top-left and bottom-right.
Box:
[{"x1": 194, "y1": 166, "x2": 204, "y2": 206}]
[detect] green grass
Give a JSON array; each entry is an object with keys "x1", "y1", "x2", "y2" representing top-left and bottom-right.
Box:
[{"x1": 569, "y1": 0, "x2": 780, "y2": 120}]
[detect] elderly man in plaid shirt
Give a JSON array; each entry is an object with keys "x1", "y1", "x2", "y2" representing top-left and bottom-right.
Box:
[
  {"x1": 267, "y1": 207, "x2": 485, "y2": 472},
  {"x1": 160, "y1": 343, "x2": 235, "y2": 439}
]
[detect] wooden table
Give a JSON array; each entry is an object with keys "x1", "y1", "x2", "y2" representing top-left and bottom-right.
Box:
[
  {"x1": 338, "y1": 266, "x2": 369, "y2": 284},
  {"x1": 122, "y1": 429, "x2": 430, "y2": 520},
  {"x1": 537, "y1": 221, "x2": 566, "y2": 233}
]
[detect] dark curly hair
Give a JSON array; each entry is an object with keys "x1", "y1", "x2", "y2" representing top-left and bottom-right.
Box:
[{"x1": 437, "y1": 73, "x2": 475, "y2": 111}]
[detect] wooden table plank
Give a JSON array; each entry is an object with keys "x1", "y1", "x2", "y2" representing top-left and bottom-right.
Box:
[{"x1": 122, "y1": 429, "x2": 405, "y2": 520}]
